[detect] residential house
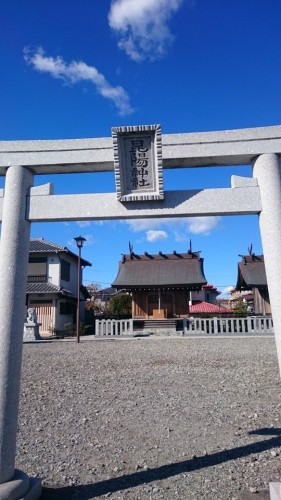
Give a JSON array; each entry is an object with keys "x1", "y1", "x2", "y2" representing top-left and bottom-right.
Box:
[
  {"x1": 189, "y1": 283, "x2": 233, "y2": 316},
  {"x1": 191, "y1": 283, "x2": 220, "y2": 305},
  {"x1": 86, "y1": 286, "x2": 120, "y2": 314},
  {"x1": 27, "y1": 239, "x2": 91, "y2": 335}
]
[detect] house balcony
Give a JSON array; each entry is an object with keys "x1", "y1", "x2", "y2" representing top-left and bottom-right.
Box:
[{"x1": 27, "y1": 274, "x2": 48, "y2": 283}]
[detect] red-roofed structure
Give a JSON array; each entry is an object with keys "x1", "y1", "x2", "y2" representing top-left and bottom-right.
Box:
[{"x1": 190, "y1": 301, "x2": 233, "y2": 315}]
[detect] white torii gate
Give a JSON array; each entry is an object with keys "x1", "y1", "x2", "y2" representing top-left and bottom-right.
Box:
[{"x1": 0, "y1": 125, "x2": 281, "y2": 499}]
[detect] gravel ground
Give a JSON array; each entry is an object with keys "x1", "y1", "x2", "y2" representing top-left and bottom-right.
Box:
[{"x1": 16, "y1": 336, "x2": 281, "y2": 500}]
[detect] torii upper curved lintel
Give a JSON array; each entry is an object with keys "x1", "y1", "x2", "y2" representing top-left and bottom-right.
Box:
[{"x1": 0, "y1": 124, "x2": 281, "y2": 174}]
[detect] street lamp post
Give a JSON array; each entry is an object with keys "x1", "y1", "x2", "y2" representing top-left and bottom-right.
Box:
[{"x1": 74, "y1": 235, "x2": 86, "y2": 343}]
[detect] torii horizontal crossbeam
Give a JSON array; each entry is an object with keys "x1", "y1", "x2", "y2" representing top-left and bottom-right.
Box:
[
  {"x1": 24, "y1": 187, "x2": 261, "y2": 222},
  {"x1": 0, "y1": 125, "x2": 281, "y2": 174}
]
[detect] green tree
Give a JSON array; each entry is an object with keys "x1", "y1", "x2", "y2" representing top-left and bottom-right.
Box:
[
  {"x1": 86, "y1": 283, "x2": 105, "y2": 315},
  {"x1": 233, "y1": 297, "x2": 248, "y2": 317},
  {"x1": 106, "y1": 294, "x2": 132, "y2": 317}
]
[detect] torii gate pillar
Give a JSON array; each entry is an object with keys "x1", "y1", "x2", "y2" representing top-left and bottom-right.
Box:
[
  {"x1": 0, "y1": 166, "x2": 41, "y2": 499},
  {"x1": 253, "y1": 153, "x2": 281, "y2": 366}
]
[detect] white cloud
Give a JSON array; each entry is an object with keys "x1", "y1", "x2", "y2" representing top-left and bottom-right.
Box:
[
  {"x1": 186, "y1": 217, "x2": 221, "y2": 235},
  {"x1": 125, "y1": 217, "x2": 189, "y2": 232},
  {"x1": 81, "y1": 234, "x2": 96, "y2": 247},
  {"x1": 23, "y1": 47, "x2": 134, "y2": 116},
  {"x1": 173, "y1": 230, "x2": 188, "y2": 243},
  {"x1": 146, "y1": 230, "x2": 168, "y2": 242},
  {"x1": 76, "y1": 221, "x2": 91, "y2": 228},
  {"x1": 108, "y1": 0, "x2": 184, "y2": 61},
  {"x1": 220, "y1": 286, "x2": 235, "y2": 296},
  {"x1": 125, "y1": 219, "x2": 163, "y2": 232},
  {"x1": 125, "y1": 216, "x2": 221, "y2": 237}
]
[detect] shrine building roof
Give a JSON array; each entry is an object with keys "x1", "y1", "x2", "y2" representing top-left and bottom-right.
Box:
[
  {"x1": 236, "y1": 254, "x2": 267, "y2": 289},
  {"x1": 111, "y1": 250, "x2": 207, "y2": 290}
]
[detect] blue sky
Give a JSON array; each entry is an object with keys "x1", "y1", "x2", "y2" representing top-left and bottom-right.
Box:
[{"x1": 1, "y1": 0, "x2": 281, "y2": 294}]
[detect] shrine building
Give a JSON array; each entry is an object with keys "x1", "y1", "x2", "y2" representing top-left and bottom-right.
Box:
[
  {"x1": 111, "y1": 248, "x2": 207, "y2": 319},
  {"x1": 236, "y1": 251, "x2": 271, "y2": 315}
]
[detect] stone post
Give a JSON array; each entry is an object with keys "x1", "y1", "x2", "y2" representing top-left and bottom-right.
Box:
[
  {"x1": 253, "y1": 153, "x2": 281, "y2": 375},
  {"x1": 0, "y1": 166, "x2": 41, "y2": 499}
]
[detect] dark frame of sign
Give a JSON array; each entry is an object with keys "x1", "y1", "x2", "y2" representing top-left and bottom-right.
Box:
[{"x1": 112, "y1": 124, "x2": 164, "y2": 202}]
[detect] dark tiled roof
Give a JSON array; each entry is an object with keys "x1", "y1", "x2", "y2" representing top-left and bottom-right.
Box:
[
  {"x1": 26, "y1": 283, "x2": 73, "y2": 295},
  {"x1": 29, "y1": 238, "x2": 91, "y2": 267},
  {"x1": 112, "y1": 252, "x2": 207, "y2": 289},
  {"x1": 202, "y1": 283, "x2": 220, "y2": 295},
  {"x1": 96, "y1": 287, "x2": 120, "y2": 298},
  {"x1": 236, "y1": 255, "x2": 267, "y2": 288},
  {"x1": 99, "y1": 287, "x2": 119, "y2": 295},
  {"x1": 30, "y1": 239, "x2": 67, "y2": 253}
]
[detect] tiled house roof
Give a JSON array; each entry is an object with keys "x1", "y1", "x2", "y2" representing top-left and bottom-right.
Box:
[
  {"x1": 27, "y1": 239, "x2": 91, "y2": 299},
  {"x1": 236, "y1": 254, "x2": 267, "y2": 289},
  {"x1": 202, "y1": 283, "x2": 221, "y2": 296},
  {"x1": 30, "y1": 240, "x2": 67, "y2": 253},
  {"x1": 26, "y1": 282, "x2": 73, "y2": 295},
  {"x1": 29, "y1": 238, "x2": 91, "y2": 267},
  {"x1": 112, "y1": 251, "x2": 207, "y2": 289},
  {"x1": 95, "y1": 287, "x2": 120, "y2": 299}
]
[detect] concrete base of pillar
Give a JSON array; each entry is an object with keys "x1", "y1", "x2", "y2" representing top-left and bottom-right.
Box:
[
  {"x1": 20, "y1": 478, "x2": 41, "y2": 500},
  {"x1": 0, "y1": 469, "x2": 41, "y2": 500},
  {"x1": 269, "y1": 481, "x2": 281, "y2": 500}
]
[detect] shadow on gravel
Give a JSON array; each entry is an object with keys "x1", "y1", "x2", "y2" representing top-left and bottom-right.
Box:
[{"x1": 41, "y1": 428, "x2": 281, "y2": 500}]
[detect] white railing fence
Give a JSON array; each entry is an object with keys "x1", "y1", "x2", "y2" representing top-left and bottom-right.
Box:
[
  {"x1": 95, "y1": 316, "x2": 274, "y2": 336},
  {"x1": 95, "y1": 318, "x2": 133, "y2": 336},
  {"x1": 183, "y1": 316, "x2": 274, "y2": 335}
]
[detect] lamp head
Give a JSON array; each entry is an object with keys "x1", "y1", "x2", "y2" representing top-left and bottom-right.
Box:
[{"x1": 74, "y1": 235, "x2": 86, "y2": 248}]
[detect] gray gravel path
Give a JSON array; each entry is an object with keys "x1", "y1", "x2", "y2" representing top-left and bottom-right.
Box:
[{"x1": 16, "y1": 337, "x2": 281, "y2": 499}]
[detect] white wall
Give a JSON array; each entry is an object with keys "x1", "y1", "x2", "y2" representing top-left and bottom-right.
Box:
[
  {"x1": 47, "y1": 254, "x2": 78, "y2": 295},
  {"x1": 47, "y1": 255, "x2": 60, "y2": 285}
]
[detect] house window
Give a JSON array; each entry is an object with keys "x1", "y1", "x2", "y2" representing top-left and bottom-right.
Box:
[
  {"x1": 28, "y1": 257, "x2": 47, "y2": 281},
  {"x1": 29, "y1": 257, "x2": 47, "y2": 264},
  {"x1": 61, "y1": 259, "x2": 70, "y2": 281},
  {"x1": 30, "y1": 300, "x2": 52, "y2": 304},
  {"x1": 60, "y1": 302, "x2": 76, "y2": 315}
]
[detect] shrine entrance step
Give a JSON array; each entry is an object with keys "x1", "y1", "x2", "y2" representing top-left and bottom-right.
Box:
[{"x1": 133, "y1": 319, "x2": 183, "y2": 335}]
